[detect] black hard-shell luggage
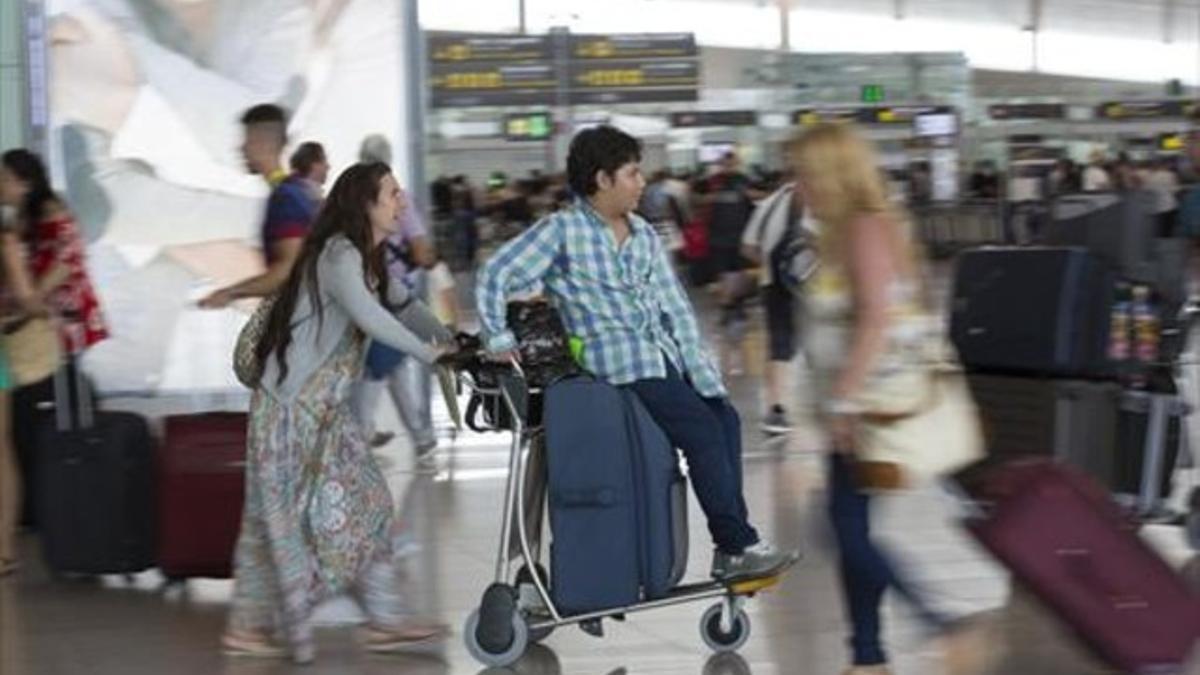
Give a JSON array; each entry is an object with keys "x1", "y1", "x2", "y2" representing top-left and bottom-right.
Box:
[{"x1": 36, "y1": 364, "x2": 156, "y2": 576}]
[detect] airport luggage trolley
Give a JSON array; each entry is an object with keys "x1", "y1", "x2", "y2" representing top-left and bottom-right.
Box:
[{"x1": 455, "y1": 362, "x2": 790, "y2": 668}]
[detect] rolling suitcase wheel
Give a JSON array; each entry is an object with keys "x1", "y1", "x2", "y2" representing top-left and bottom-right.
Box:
[{"x1": 700, "y1": 602, "x2": 751, "y2": 653}]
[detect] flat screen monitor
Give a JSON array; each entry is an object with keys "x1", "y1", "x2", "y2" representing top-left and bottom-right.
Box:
[
  {"x1": 914, "y1": 113, "x2": 958, "y2": 137},
  {"x1": 698, "y1": 142, "x2": 736, "y2": 164},
  {"x1": 1044, "y1": 192, "x2": 1155, "y2": 281}
]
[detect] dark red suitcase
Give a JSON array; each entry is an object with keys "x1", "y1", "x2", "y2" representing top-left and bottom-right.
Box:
[
  {"x1": 958, "y1": 459, "x2": 1200, "y2": 672},
  {"x1": 158, "y1": 413, "x2": 247, "y2": 580}
]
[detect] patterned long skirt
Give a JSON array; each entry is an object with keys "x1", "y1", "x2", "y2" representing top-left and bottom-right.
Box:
[{"x1": 227, "y1": 329, "x2": 411, "y2": 653}]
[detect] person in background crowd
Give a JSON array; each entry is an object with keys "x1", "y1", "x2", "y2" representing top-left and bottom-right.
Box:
[
  {"x1": 289, "y1": 141, "x2": 330, "y2": 202},
  {"x1": 1144, "y1": 157, "x2": 1181, "y2": 236},
  {"x1": 1112, "y1": 154, "x2": 1142, "y2": 192},
  {"x1": 1047, "y1": 158, "x2": 1081, "y2": 196},
  {"x1": 200, "y1": 104, "x2": 318, "y2": 309},
  {"x1": 1, "y1": 148, "x2": 109, "y2": 548},
  {"x1": 0, "y1": 149, "x2": 109, "y2": 354},
  {"x1": 907, "y1": 163, "x2": 932, "y2": 207},
  {"x1": 1083, "y1": 151, "x2": 1113, "y2": 192},
  {"x1": 794, "y1": 123, "x2": 988, "y2": 675},
  {"x1": 705, "y1": 152, "x2": 761, "y2": 377},
  {"x1": 353, "y1": 136, "x2": 440, "y2": 461},
  {"x1": 450, "y1": 175, "x2": 479, "y2": 267},
  {"x1": 0, "y1": 233, "x2": 17, "y2": 576},
  {"x1": 662, "y1": 169, "x2": 693, "y2": 229},
  {"x1": 430, "y1": 175, "x2": 453, "y2": 220},
  {"x1": 967, "y1": 161, "x2": 1000, "y2": 199},
  {"x1": 638, "y1": 169, "x2": 686, "y2": 255},
  {"x1": 549, "y1": 173, "x2": 573, "y2": 212},
  {"x1": 487, "y1": 172, "x2": 534, "y2": 240},
  {"x1": 222, "y1": 162, "x2": 451, "y2": 664},
  {"x1": 706, "y1": 152, "x2": 761, "y2": 266},
  {"x1": 477, "y1": 125, "x2": 798, "y2": 585},
  {"x1": 740, "y1": 177, "x2": 814, "y2": 436}
]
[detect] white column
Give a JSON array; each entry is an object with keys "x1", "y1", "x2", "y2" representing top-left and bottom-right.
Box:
[{"x1": 401, "y1": 0, "x2": 426, "y2": 215}]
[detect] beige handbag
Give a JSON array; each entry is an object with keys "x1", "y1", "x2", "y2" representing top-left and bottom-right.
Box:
[
  {"x1": 4, "y1": 316, "x2": 62, "y2": 386},
  {"x1": 854, "y1": 368, "x2": 985, "y2": 490},
  {"x1": 233, "y1": 297, "x2": 275, "y2": 388},
  {"x1": 808, "y1": 264, "x2": 982, "y2": 489}
]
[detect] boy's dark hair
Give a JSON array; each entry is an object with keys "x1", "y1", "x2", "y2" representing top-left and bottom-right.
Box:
[
  {"x1": 289, "y1": 141, "x2": 326, "y2": 175},
  {"x1": 567, "y1": 125, "x2": 641, "y2": 197},
  {"x1": 240, "y1": 104, "x2": 288, "y2": 145}
]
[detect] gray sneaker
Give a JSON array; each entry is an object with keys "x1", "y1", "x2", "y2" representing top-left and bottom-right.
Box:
[
  {"x1": 710, "y1": 540, "x2": 799, "y2": 582},
  {"x1": 760, "y1": 406, "x2": 792, "y2": 436}
]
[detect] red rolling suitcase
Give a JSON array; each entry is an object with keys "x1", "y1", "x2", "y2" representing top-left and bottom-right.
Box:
[
  {"x1": 158, "y1": 413, "x2": 247, "y2": 580},
  {"x1": 957, "y1": 459, "x2": 1200, "y2": 673}
]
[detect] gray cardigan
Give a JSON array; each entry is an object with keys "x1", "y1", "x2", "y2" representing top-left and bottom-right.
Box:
[{"x1": 259, "y1": 235, "x2": 449, "y2": 402}]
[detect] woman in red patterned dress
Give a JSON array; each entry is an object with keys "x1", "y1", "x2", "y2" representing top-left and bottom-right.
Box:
[{"x1": 0, "y1": 149, "x2": 108, "y2": 355}]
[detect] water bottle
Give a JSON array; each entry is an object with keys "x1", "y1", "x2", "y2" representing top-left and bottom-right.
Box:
[
  {"x1": 1108, "y1": 283, "x2": 1131, "y2": 362},
  {"x1": 1130, "y1": 285, "x2": 1158, "y2": 388}
]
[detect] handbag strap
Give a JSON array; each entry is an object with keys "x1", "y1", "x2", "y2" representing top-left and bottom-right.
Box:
[{"x1": 859, "y1": 371, "x2": 940, "y2": 424}]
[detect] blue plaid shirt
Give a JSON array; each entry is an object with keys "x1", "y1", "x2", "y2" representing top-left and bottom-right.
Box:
[{"x1": 476, "y1": 200, "x2": 726, "y2": 398}]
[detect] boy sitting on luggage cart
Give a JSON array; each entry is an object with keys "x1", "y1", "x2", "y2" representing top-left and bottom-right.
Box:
[{"x1": 476, "y1": 125, "x2": 798, "y2": 582}]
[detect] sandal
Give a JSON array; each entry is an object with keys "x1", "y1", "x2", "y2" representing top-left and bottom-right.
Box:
[
  {"x1": 360, "y1": 621, "x2": 449, "y2": 653},
  {"x1": 220, "y1": 632, "x2": 287, "y2": 658}
]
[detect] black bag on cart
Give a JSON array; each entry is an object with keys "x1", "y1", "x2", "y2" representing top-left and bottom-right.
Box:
[
  {"x1": 460, "y1": 301, "x2": 580, "y2": 432},
  {"x1": 36, "y1": 363, "x2": 157, "y2": 576}
]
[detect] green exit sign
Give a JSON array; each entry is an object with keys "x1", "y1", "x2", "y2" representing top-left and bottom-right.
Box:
[{"x1": 861, "y1": 84, "x2": 885, "y2": 103}]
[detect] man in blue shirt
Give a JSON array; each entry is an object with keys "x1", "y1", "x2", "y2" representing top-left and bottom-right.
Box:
[
  {"x1": 477, "y1": 126, "x2": 796, "y2": 581},
  {"x1": 200, "y1": 104, "x2": 317, "y2": 308}
]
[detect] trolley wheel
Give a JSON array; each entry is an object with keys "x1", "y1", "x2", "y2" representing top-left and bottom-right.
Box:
[
  {"x1": 699, "y1": 602, "x2": 751, "y2": 653},
  {"x1": 515, "y1": 563, "x2": 554, "y2": 643},
  {"x1": 464, "y1": 584, "x2": 529, "y2": 668}
]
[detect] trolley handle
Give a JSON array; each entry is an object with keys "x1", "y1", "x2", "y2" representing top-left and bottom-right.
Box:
[{"x1": 453, "y1": 357, "x2": 542, "y2": 432}]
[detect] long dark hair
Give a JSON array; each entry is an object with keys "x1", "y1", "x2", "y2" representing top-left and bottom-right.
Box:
[
  {"x1": 2, "y1": 149, "x2": 58, "y2": 244},
  {"x1": 256, "y1": 161, "x2": 394, "y2": 385}
]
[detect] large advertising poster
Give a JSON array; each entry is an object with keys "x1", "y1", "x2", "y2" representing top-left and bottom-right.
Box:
[{"x1": 43, "y1": 0, "x2": 416, "y2": 400}]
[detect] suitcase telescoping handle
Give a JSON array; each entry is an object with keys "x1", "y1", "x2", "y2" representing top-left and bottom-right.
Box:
[{"x1": 52, "y1": 353, "x2": 94, "y2": 432}]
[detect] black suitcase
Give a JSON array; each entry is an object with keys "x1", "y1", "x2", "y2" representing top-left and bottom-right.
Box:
[
  {"x1": 36, "y1": 366, "x2": 156, "y2": 576},
  {"x1": 12, "y1": 375, "x2": 55, "y2": 528},
  {"x1": 951, "y1": 247, "x2": 1115, "y2": 378}
]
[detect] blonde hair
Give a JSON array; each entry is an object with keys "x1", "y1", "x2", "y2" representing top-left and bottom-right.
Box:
[
  {"x1": 790, "y1": 123, "x2": 893, "y2": 227},
  {"x1": 790, "y1": 122, "x2": 930, "y2": 308},
  {"x1": 790, "y1": 123, "x2": 917, "y2": 273}
]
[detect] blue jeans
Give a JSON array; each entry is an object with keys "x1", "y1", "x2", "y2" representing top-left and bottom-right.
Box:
[
  {"x1": 624, "y1": 360, "x2": 758, "y2": 555},
  {"x1": 354, "y1": 351, "x2": 435, "y2": 449},
  {"x1": 827, "y1": 453, "x2": 947, "y2": 665},
  {"x1": 356, "y1": 273, "x2": 435, "y2": 449}
]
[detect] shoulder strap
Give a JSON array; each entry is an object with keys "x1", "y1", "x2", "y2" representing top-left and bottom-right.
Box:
[{"x1": 756, "y1": 186, "x2": 793, "y2": 249}]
